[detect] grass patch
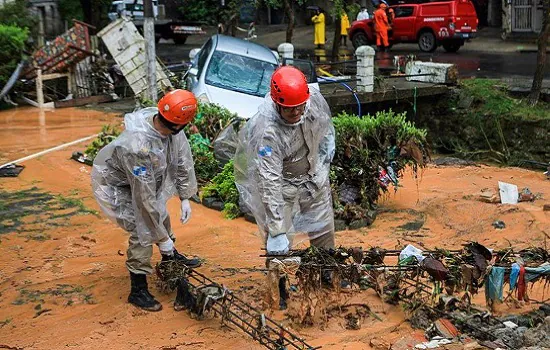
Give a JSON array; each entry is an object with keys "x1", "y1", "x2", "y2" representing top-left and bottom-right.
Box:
[
  {"x1": 0, "y1": 187, "x2": 98, "y2": 235},
  {"x1": 460, "y1": 79, "x2": 550, "y2": 121},
  {"x1": 12, "y1": 284, "x2": 95, "y2": 306}
]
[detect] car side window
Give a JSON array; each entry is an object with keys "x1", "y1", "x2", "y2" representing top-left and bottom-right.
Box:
[
  {"x1": 394, "y1": 6, "x2": 414, "y2": 18},
  {"x1": 196, "y1": 39, "x2": 213, "y2": 77}
]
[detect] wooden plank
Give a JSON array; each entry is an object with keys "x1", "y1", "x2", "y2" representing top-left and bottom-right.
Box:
[{"x1": 54, "y1": 94, "x2": 113, "y2": 108}]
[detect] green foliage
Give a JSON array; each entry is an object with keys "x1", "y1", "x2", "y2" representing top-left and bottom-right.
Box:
[
  {"x1": 431, "y1": 79, "x2": 550, "y2": 164},
  {"x1": 346, "y1": 3, "x2": 361, "y2": 22},
  {"x1": 331, "y1": 110, "x2": 428, "y2": 223},
  {"x1": 177, "y1": 0, "x2": 220, "y2": 24},
  {"x1": 0, "y1": 24, "x2": 28, "y2": 88},
  {"x1": 0, "y1": 0, "x2": 37, "y2": 31},
  {"x1": 84, "y1": 124, "x2": 121, "y2": 161},
  {"x1": 460, "y1": 79, "x2": 550, "y2": 121},
  {"x1": 188, "y1": 133, "x2": 219, "y2": 185},
  {"x1": 201, "y1": 160, "x2": 240, "y2": 219},
  {"x1": 58, "y1": 0, "x2": 84, "y2": 22},
  {"x1": 189, "y1": 102, "x2": 238, "y2": 142}
]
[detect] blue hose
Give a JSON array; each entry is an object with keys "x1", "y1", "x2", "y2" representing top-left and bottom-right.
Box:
[{"x1": 318, "y1": 76, "x2": 362, "y2": 117}]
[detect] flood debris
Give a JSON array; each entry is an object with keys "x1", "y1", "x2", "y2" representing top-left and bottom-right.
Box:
[
  {"x1": 260, "y1": 241, "x2": 550, "y2": 348},
  {"x1": 155, "y1": 260, "x2": 317, "y2": 350}
]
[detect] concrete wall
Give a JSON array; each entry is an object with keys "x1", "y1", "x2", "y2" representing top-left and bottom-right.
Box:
[{"x1": 29, "y1": 0, "x2": 64, "y2": 40}]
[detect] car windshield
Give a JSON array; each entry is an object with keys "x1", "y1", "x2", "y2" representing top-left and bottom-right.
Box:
[{"x1": 205, "y1": 51, "x2": 276, "y2": 97}]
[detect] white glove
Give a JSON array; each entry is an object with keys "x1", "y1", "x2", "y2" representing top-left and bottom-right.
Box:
[
  {"x1": 266, "y1": 234, "x2": 290, "y2": 255},
  {"x1": 158, "y1": 237, "x2": 174, "y2": 255},
  {"x1": 180, "y1": 199, "x2": 191, "y2": 224}
]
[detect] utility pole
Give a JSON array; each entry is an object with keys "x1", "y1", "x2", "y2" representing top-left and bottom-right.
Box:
[{"x1": 144, "y1": 0, "x2": 157, "y2": 102}]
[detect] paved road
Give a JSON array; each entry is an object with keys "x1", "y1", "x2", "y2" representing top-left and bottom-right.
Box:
[{"x1": 156, "y1": 39, "x2": 550, "y2": 80}]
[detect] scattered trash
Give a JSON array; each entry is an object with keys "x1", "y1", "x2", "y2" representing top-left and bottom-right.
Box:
[
  {"x1": 415, "y1": 337, "x2": 453, "y2": 349},
  {"x1": 498, "y1": 181, "x2": 518, "y2": 204},
  {"x1": 502, "y1": 321, "x2": 518, "y2": 329},
  {"x1": 0, "y1": 163, "x2": 24, "y2": 177},
  {"x1": 492, "y1": 220, "x2": 506, "y2": 229},
  {"x1": 479, "y1": 188, "x2": 500, "y2": 203},
  {"x1": 399, "y1": 244, "x2": 425, "y2": 262},
  {"x1": 71, "y1": 151, "x2": 93, "y2": 166},
  {"x1": 519, "y1": 188, "x2": 536, "y2": 202}
]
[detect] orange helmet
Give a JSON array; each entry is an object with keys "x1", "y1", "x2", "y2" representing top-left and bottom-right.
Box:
[
  {"x1": 270, "y1": 66, "x2": 310, "y2": 107},
  {"x1": 157, "y1": 89, "x2": 197, "y2": 125}
]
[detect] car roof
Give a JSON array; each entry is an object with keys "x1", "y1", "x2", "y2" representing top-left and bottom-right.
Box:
[{"x1": 211, "y1": 34, "x2": 278, "y2": 64}]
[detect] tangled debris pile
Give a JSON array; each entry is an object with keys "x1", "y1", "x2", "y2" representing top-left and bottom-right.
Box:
[
  {"x1": 264, "y1": 242, "x2": 550, "y2": 348},
  {"x1": 155, "y1": 260, "x2": 318, "y2": 350}
]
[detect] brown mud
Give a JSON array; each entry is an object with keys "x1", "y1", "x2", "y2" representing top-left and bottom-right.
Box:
[{"x1": 0, "y1": 107, "x2": 549, "y2": 349}]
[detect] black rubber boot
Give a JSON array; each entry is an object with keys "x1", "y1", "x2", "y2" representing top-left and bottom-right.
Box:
[
  {"x1": 128, "y1": 272, "x2": 162, "y2": 312},
  {"x1": 161, "y1": 249, "x2": 202, "y2": 268}
]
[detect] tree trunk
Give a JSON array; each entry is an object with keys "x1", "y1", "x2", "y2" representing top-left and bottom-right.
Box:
[
  {"x1": 332, "y1": 17, "x2": 341, "y2": 61},
  {"x1": 528, "y1": 0, "x2": 550, "y2": 106},
  {"x1": 283, "y1": 0, "x2": 294, "y2": 43}
]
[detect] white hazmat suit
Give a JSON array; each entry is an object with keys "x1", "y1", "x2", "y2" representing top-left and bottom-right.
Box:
[
  {"x1": 91, "y1": 107, "x2": 197, "y2": 274},
  {"x1": 234, "y1": 89, "x2": 336, "y2": 249}
]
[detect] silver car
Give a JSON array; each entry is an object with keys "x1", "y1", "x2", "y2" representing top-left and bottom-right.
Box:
[{"x1": 184, "y1": 34, "x2": 279, "y2": 119}]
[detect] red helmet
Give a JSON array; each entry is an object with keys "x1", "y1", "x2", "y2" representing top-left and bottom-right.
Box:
[
  {"x1": 157, "y1": 89, "x2": 197, "y2": 125},
  {"x1": 270, "y1": 66, "x2": 310, "y2": 107}
]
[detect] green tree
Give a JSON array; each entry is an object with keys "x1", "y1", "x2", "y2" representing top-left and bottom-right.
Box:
[
  {"x1": 262, "y1": 0, "x2": 306, "y2": 43},
  {"x1": 528, "y1": 0, "x2": 550, "y2": 106},
  {"x1": 0, "y1": 24, "x2": 28, "y2": 88},
  {"x1": 0, "y1": 0, "x2": 37, "y2": 35}
]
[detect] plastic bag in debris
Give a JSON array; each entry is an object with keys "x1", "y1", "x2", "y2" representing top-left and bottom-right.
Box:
[
  {"x1": 91, "y1": 107, "x2": 197, "y2": 247},
  {"x1": 213, "y1": 118, "x2": 246, "y2": 167},
  {"x1": 399, "y1": 244, "x2": 425, "y2": 263},
  {"x1": 234, "y1": 89, "x2": 335, "y2": 245},
  {"x1": 174, "y1": 278, "x2": 226, "y2": 318}
]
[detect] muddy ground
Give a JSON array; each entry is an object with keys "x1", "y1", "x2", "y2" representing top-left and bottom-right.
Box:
[{"x1": 0, "y1": 106, "x2": 549, "y2": 350}]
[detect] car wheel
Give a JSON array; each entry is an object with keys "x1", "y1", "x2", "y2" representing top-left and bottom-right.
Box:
[
  {"x1": 173, "y1": 34, "x2": 188, "y2": 45},
  {"x1": 442, "y1": 40, "x2": 462, "y2": 53},
  {"x1": 418, "y1": 31, "x2": 437, "y2": 52},
  {"x1": 352, "y1": 32, "x2": 369, "y2": 49}
]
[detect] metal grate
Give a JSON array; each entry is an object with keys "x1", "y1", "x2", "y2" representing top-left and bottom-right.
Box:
[{"x1": 183, "y1": 268, "x2": 320, "y2": 350}]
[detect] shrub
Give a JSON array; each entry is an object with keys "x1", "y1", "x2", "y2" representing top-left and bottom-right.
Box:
[
  {"x1": 331, "y1": 110, "x2": 428, "y2": 223},
  {"x1": 188, "y1": 133, "x2": 219, "y2": 185},
  {"x1": 189, "y1": 102, "x2": 239, "y2": 142},
  {"x1": 85, "y1": 125, "x2": 121, "y2": 161},
  {"x1": 201, "y1": 160, "x2": 240, "y2": 219}
]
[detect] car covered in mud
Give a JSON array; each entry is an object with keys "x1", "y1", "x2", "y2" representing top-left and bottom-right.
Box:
[
  {"x1": 184, "y1": 35, "x2": 319, "y2": 119},
  {"x1": 349, "y1": 0, "x2": 478, "y2": 52}
]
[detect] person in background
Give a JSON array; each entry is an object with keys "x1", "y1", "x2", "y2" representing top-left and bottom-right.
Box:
[
  {"x1": 374, "y1": 2, "x2": 390, "y2": 52},
  {"x1": 311, "y1": 8, "x2": 326, "y2": 48},
  {"x1": 340, "y1": 10, "x2": 351, "y2": 46},
  {"x1": 356, "y1": 6, "x2": 370, "y2": 20}
]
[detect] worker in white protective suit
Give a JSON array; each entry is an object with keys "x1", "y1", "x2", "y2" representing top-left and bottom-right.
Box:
[
  {"x1": 91, "y1": 89, "x2": 201, "y2": 312},
  {"x1": 234, "y1": 66, "x2": 336, "y2": 308},
  {"x1": 234, "y1": 65, "x2": 335, "y2": 255}
]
